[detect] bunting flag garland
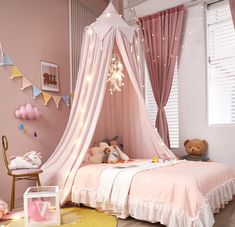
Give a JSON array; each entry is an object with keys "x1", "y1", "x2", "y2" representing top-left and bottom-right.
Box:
[
  {"x1": 0, "y1": 43, "x2": 71, "y2": 109},
  {"x1": 32, "y1": 86, "x2": 42, "y2": 99},
  {"x1": 42, "y1": 92, "x2": 52, "y2": 106},
  {"x1": 62, "y1": 95, "x2": 70, "y2": 106},
  {"x1": 21, "y1": 77, "x2": 32, "y2": 90},
  {"x1": 11, "y1": 66, "x2": 23, "y2": 79},
  {"x1": 52, "y1": 95, "x2": 61, "y2": 108},
  {"x1": 0, "y1": 43, "x2": 14, "y2": 66}
]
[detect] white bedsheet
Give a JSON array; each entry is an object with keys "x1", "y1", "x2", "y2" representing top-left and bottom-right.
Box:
[{"x1": 96, "y1": 160, "x2": 184, "y2": 209}]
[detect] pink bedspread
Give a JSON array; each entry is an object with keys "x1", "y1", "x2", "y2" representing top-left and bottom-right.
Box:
[{"x1": 71, "y1": 160, "x2": 235, "y2": 227}]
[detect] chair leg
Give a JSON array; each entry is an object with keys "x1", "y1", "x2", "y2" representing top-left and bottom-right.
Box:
[
  {"x1": 10, "y1": 176, "x2": 15, "y2": 211},
  {"x1": 36, "y1": 174, "x2": 41, "y2": 186}
]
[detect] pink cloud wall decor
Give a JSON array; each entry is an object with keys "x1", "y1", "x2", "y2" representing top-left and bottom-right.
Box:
[{"x1": 15, "y1": 103, "x2": 40, "y2": 120}]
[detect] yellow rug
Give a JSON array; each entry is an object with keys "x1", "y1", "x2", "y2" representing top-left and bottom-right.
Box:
[{"x1": 6, "y1": 207, "x2": 117, "y2": 227}]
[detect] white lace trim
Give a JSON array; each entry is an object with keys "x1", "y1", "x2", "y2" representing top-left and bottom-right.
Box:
[{"x1": 71, "y1": 178, "x2": 235, "y2": 227}]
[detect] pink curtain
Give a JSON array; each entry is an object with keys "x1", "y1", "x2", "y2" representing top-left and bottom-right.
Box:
[
  {"x1": 139, "y1": 5, "x2": 184, "y2": 147},
  {"x1": 230, "y1": 0, "x2": 235, "y2": 28}
]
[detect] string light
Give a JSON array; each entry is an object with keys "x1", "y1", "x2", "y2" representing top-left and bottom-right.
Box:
[
  {"x1": 81, "y1": 107, "x2": 85, "y2": 114},
  {"x1": 86, "y1": 75, "x2": 92, "y2": 82},
  {"x1": 106, "y1": 12, "x2": 111, "y2": 17},
  {"x1": 88, "y1": 29, "x2": 93, "y2": 35},
  {"x1": 107, "y1": 54, "x2": 125, "y2": 95},
  {"x1": 76, "y1": 138, "x2": 81, "y2": 146}
]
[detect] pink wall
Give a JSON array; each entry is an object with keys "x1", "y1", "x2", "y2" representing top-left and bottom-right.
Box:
[{"x1": 0, "y1": 0, "x2": 70, "y2": 202}]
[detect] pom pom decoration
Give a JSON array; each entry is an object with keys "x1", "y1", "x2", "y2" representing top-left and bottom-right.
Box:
[{"x1": 15, "y1": 104, "x2": 40, "y2": 120}]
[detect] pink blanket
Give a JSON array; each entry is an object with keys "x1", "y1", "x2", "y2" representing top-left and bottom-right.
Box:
[{"x1": 71, "y1": 160, "x2": 235, "y2": 227}]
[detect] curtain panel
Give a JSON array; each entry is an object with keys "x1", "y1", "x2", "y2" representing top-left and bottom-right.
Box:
[
  {"x1": 139, "y1": 5, "x2": 184, "y2": 147},
  {"x1": 230, "y1": 0, "x2": 235, "y2": 28}
]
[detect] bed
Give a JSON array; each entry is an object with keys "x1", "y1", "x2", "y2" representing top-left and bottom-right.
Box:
[{"x1": 71, "y1": 159, "x2": 235, "y2": 227}]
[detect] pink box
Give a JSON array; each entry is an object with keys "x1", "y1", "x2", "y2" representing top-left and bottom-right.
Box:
[{"x1": 24, "y1": 186, "x2": 60, "y2": 227}]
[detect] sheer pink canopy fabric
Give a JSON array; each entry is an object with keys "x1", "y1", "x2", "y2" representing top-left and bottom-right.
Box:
[
  {"x1": 41, "y1": 3, "x2": 177, "y2": 204},
  {"x1": 139, "y1": 6, "x2": 184, "y2": 147}
]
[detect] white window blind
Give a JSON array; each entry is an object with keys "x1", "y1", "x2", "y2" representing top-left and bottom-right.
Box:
[
  {"x1": 207, "y1": 0, "x2": 235, "y2": 125},
  {"x1": 145, "y1": 62, "x2": 179, "y2": 148}
]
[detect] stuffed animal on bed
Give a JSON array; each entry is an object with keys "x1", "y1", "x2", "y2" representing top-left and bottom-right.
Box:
[
  {"x1": 102, "y1": 136, "x2": 123, "y2": 149},
  {"x1": 184, "y1": 139, "x2": 208, "y2": 156},
  {"x1": 88, "y1": 142, "x2": 107, "y2": 164},
  {"x1": 88, "y1": 142, "x2": 129, "y2": 164},
  {"x1": 104, "y1": 144, "x2": 129, "y2": 164},
  {"x1": 8, "y1": 151, "x2": 42, "y2": 170}
]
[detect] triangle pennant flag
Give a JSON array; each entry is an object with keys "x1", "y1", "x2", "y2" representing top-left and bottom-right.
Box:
[
  {"x1": 21, "y1": 77, "x2": 32, "y2": 90},
  {"x1": 2, "y1": 54, "x2": 14, "y2": 66},
  {"x1": 52, "y1": 95, "x2": 61, "y2": 108},
  {"x1": 0, "y1": 44, "x2": 14, "y2": 66},
  {"x1": 62, "y1": 95, "x2": 70, "y2": 107},
  {"x1": 11, "y1": 66, "x2": 23, "y2": 79},
  {"x1": 42, "y1": 92, "x2": 51, "y2": 106},
  {"x1": 32, "y1": 86, "x2": 42, "y2": 99}
]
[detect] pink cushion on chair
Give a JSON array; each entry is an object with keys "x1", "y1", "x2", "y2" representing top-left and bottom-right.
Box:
[{"x1": 11, "y1": 168, "x2": 42, "y2": 175}]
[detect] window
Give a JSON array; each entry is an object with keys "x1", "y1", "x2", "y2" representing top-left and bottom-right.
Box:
[
  {"x1": 207, "y1": 0, "x2": 235, "y2": 125},
  {"x1": 144, "y1": 62, "x2": 179, "y2": 148}
]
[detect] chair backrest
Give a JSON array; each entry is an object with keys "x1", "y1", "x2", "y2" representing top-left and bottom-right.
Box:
[{"x1": 2, "y1": 135, "x2": 11, "y2": 174}]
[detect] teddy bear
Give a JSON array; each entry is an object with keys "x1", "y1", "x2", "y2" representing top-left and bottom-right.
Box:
[
  {"x1": 184, "y1": 139, "x2": 208, "y2": 157},
  {"x1": 8, "y1": 151, "x2": 42, "y2": 170},
  {"x1": 88, "y1": 142, "x2": 108, "y2": 164}
]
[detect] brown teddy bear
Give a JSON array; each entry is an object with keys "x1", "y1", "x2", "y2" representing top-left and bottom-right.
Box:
[{"x1": 184, "y1": 139, "x2": 208, "y2": 156}]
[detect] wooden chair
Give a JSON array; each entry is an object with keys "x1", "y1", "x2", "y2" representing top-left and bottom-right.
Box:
[{"x1": 2, "y1": 135, "x2": 43, "y2": 211}]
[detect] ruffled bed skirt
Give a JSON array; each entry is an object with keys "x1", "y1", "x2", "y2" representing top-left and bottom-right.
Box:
[{"x1": 71, "y1": 178, "x2": 235, "y2": 227}]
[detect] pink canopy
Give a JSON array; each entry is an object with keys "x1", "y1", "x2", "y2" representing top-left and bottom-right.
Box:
[{"x1": 41, "y1": 3, "x2": 177, "y2": 204}]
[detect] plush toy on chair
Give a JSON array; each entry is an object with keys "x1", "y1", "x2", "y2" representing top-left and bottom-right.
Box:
[{"x1": 8, "y1": 151, "x2": 42, "y2": 170}]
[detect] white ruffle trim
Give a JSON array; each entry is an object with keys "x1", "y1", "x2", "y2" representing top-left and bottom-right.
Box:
[{"x1": 71, "y1": 178, "x2": 235, "y2": 227}]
